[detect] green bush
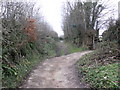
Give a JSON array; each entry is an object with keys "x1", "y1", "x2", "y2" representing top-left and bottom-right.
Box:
[{"x1": 102, "y1": 19, "x2": 119, "y2": 42}]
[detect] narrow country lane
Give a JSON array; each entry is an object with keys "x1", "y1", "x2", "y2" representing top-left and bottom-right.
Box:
[{"x1": 21, "y1": 51, "x2": 92, "y2": 88}]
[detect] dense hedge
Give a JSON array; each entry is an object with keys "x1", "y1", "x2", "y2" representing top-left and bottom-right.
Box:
[{"x1": 1, "y1": 2, "x2": 58, "y2": 88}]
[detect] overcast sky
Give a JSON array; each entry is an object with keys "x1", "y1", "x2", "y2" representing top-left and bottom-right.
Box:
[{"x1": 30, "y1": 0, "x2": 120, "y2": 36}]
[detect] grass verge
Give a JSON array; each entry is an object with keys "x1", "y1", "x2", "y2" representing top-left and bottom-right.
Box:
[
  {"x1": 2, "y1": 54, "x2": 45, "y2": 88},
  {"x1": 65, "y1": 42, "x2": 88, "y2": 54},
  {"x1": 77, "y1": 41, "x2": 119, "y2": 88}
]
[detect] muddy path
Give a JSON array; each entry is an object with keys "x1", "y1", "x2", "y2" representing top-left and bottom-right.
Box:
[{"x1": 21, "y1": 51, "x2": 92, "y2": 88}]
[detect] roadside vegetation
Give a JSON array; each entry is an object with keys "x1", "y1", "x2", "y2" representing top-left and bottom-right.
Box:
[
  {"x1": 2, "y1": 42, "x2": 57, "y2": 88},
  {"x1": 1, "y1": 0, "x2": 119, "y2": 88},
  {"x1": 65, "y1": 42, "x2": 88, "y2": 54},
  {"x1": 62, "y1": 1, "x2": 119, "y2": 88},
  {"x1": 77, "y1": 19, "x2": 120, "y2": 88},
  {"x1": 1, "y1": 2, "x2": 58, "y2": 88}
]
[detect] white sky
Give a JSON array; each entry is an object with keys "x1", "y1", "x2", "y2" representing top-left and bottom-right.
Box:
[
  {"x1": 35, "y1": 0, "x2": 65, "y2": 36},
  {"x1": 30, "y1": 0, "x2": 120, "y2": 36}
]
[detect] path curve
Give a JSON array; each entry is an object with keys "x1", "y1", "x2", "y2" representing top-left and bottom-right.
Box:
[{"x1": 21, "y1": 51, "x2": 92, "y2": 88}]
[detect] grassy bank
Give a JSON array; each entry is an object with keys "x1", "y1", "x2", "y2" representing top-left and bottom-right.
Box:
[
  {"x1": 54, "y1": 41, "x2": 88, "y2": 56},
  {"x1": 2, "y1": 42, "x2": 56, "y2": 88},
  {"x1": 64, "y1": 42, "x2": 88, "y2": 54},
  {"x1": 77, "y1": 41, "x2": 119, "y2": 88},
  {"x1": 3, "y1": 54, "x2": 42, "y2": 88}
]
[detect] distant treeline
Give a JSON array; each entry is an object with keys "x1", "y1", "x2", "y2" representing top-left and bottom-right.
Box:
[{"x1": 62, "y1": 1, "x2": 119, "y2": 49}]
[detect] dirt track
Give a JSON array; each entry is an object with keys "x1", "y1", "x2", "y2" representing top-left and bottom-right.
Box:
[{"x1": 21, "y1": 51, "x2": 92, "y2": 88}]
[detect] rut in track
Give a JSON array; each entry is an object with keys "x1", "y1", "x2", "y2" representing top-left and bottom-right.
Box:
[{"x1": 21, "y1": 51, "x2": 92, "y2": 88}]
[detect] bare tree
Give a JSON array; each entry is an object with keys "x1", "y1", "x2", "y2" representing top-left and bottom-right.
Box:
[{"x1": 62, "y1": 0, "x2": 111, "y2": 48}]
